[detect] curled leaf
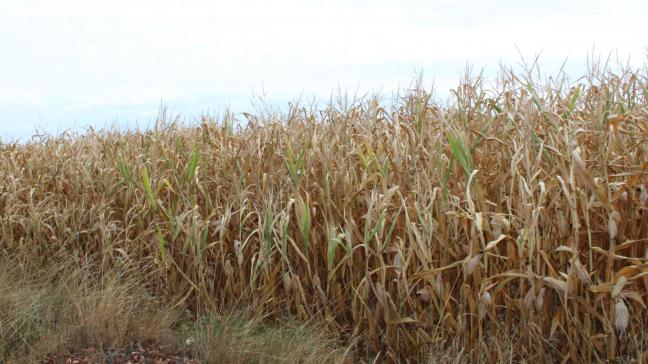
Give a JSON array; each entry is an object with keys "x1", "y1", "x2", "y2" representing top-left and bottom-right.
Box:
[
  {"x1": 434, "y1": 273, "x2": 442, "y2": 296},
  {"x1": 620, "y1": 291, "x2": 646, "y2": 309},
  {"x1": 464, "y1": 254, "x2": 482, "y2": 276},
  {"x1": 485, "y1": 234, "x2": 507, "y2": 251},
  {"x1": 535, "y1": 287, "x2": 545, "y2": 311},
  {"x1": 417, "y1": 288, "x2": 431, "y2": 302},
  {"x1": 608, "y1": 216, "x2": 618, "y2": 240},
  {"x1": 524, "y1": 289, "x2": 534, "y2": 310},
  {"x1": 481, "y1": 290, "x2": 492, "y2": 306},
  {"x1": 615, "y1": 299, "x2": 629, "y2": 334},
  {"x1": 543, "y1": 276, "x2": 569, "y2": 295},
  {"x1": 555, "y1": 245, "x2": 573, "y2": 254},
  {"x1": 640, "y1": 184, "x2": 648, "y2": 206},
  {"x1": 572, "y1": 259, "x2": 592, "y2": 286},
  {"x1": 612, "y1": 276, "x2": 627, "y2": 299}
]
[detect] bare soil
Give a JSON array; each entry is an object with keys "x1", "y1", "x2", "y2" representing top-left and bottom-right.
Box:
[{"x1": 40, "y1": 341, "x2": 199, "y2": 364}]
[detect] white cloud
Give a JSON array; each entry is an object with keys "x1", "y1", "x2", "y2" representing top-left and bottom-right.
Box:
[{"x1": 0, "y1": 0, "x2": 646, "y2": 139}]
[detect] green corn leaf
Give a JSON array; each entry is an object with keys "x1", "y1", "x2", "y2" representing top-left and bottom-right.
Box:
[
  {"x1": 563, "y1": 84, "x2": 581, "y2": 119},
  {"x1": 327, "y1": 235, "x2": 341, "y2": 270},
  {"x1": 297, "y1": 196, "x2": 311, "y2": 249},
  {"x1": 447, "y1": 132, "x2": 473, "y2": 177},
  {"x1": 384, "y1": 205, "x2": 403, "y2": 247},
  {"x1": 569, "y1": 84, "x2": 581, "y2": 112},
  {"x1": 156, "y1": 227, "x2": 167, "y2": 263},
  {"x1": 185, "y1": 145, "x2": 200, "y2": 183},
  {"x1": 117, "y1": 153, "x2": 132, "y2": 185},
  {"x1": 142, "y1": 167, "x2": 157, "y2": 212}
]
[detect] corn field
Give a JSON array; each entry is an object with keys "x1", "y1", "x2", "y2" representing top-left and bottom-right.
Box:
[{"x1": 1, "y1": 62, "x2": 648, "y2": 362}]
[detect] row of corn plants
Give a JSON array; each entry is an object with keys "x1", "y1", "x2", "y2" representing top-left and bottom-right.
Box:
[{"x1": 1, "y1": 62, "x2": 647, "y2": 362}]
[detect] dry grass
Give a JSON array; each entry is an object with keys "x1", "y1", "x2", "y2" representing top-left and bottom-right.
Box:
[
  {"x1": 0, "y1": 254, "x2": 345, "y2": 363},
  {"x1": 0, "y1": 254, "x2": 178, "y2": 362},
  {"x1": 182, "y1": 311, "x2": 348, "y2": 364},
  {"x1": 1, "y1": 60, "x2": 648, "y2": 362}
]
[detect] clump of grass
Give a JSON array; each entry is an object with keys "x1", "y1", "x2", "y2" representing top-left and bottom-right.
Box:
[
  {"x1": 182, "y1": 311, "x2": 347, "y2": 364},
  {"x1": 0, "y1": 255, "x2": 178, "y2": 362},
  {"x1": 1, "y1": 59, "x2": 648, "y2": 362},
  {"x1": 0, "y1": 254, "x2": 345, "y2": 363}
]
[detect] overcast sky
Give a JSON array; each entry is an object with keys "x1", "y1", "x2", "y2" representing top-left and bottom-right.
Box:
[{"x1": 1, "y1": 0, "x2": 646, "y2": 141}]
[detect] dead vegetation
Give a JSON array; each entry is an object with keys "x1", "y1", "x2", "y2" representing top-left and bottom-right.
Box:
[
  {"x1": 0, "y1": 254, "x2": 345, "y2": 363},
  {"x1": 1, "y1": 60, "x2": 648, "y2": 362},
  {"x1": 0, "y1": 255, "x2": 179, "y2": 362}
]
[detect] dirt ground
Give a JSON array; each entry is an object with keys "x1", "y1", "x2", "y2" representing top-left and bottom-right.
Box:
[{"x1": 40, "y1": 341, "x2": 200, "y2": 364}]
